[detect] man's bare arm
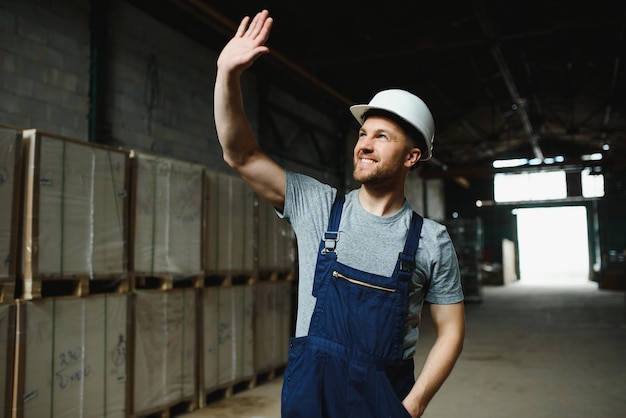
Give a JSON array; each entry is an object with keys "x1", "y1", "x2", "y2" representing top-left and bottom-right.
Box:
[
  {"x1": 403, "y1": 302, "x2": 465, "y2": 417},
  {"x1": 214, "y1": 10, "x2": 286, "y2": 210}
]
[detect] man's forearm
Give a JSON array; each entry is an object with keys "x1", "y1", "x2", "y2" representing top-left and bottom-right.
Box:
[
  {"x1": 403, "y1": 302, "x2": 465, "y2": 417},
  {"x1": 213, "y1": 70, "x2": 260, "y2": 169},
  {"x1": 403, "y1": 333, "x2": 463, "y2": 417}
]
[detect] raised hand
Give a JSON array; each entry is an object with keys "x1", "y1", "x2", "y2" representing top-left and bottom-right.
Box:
[{"x1": 217, "y1": 9, "x2": 274, "y2": 75}]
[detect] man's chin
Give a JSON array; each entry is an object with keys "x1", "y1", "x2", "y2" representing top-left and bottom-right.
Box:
[
  {"x1": 352, "y1": 169, "x2": 369, "y2": 183},
  {"x1": 353, "y1": 171, "x2": 379, "y2": 185}
]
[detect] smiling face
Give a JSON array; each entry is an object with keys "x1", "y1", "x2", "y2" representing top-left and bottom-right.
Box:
[{"x1": 352, "y1": 115, "x2": 422, "y2": 187}]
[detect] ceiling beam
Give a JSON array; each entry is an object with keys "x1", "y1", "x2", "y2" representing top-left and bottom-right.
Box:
[
  {"x1": 473, "y1": 0, "x2": 544, "y2": 161},
  {"x1": 602, "y1": 13, "x2": 625, "y2": 132},
  {"x1": 176, "y1": 0, "x2": 353, "y2": 106}
]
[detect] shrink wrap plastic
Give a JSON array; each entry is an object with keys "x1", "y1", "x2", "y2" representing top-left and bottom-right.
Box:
[
  {"x1": 18, "y1": 295, "x2": 127, "y2": 417},
  {"x1": 204, "y1": 172, "x2": 254, "y2": 275},
  {"x1": 0, "y1": 128, "x2": 20, "y2": 281},
  {"x1": 132, "y1": 289, "x2": 196, "y2": 413},
  {"x1": 258, "y1": 198, "x2": 295, "y2": 274},
  {"x1": 202, "y1": 285, "x2": 254, "y2": 390},
  {"x1": 131, "y1": 153, "x2": 203, "y2": 277},
  {"x1": 22, "y1": 131, "x2": 128, "y2": 279}
]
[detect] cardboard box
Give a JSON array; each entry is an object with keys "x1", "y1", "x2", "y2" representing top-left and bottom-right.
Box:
[
  {"x1": 253, "y1": 281, "x2": 292, "y2": 373},
  {"x1": 132, "y1": 289, "x2": 196, "y2": 414},
  {"x1": 0, "y1": 126, "x2": 23, "y2": 286},
  {"x1": 204, "y1": 171, "x2": 255, "y2": 275},
  {"x1": 130, "y1": 153, "x2": 204, "y2": 277},
  {"x1": 21, "y1": 131, "x2": 130, "y2": 282},
  {"x1": 1, "y1": 303, "x2": 16, "y2": 418},
  {"x1": 201, "y1": 285, "x2": 255, "y2": 391},
  {"x1": 14, "y1": 295, "x2": 127, "y2": 418},
  {"x1": 258, "y1": 198, "x2": 295, "y2": 275}
]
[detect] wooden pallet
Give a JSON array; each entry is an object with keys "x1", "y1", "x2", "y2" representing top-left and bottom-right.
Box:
[
  {"x1": 258, "y1": 270, "x2": 295, "y2": 282},
  {"x1": 202, "y1": 273, "x2": 256, "y2": 287},
  {"x1": 130, "y1": 273, "x2": 204, "y2": 291},
  {"x1": 131, "y1": 397, "x2": 197, "y2": 418},
  {"x1": 201, "y1": 375, "x2": 257, "y2": 405},
  {"x1": 18, "y1": 274, "x2": 129, "y2": 300},
  {"x1": 0, "y1": 281, "x2": 15, "y2": 303}
]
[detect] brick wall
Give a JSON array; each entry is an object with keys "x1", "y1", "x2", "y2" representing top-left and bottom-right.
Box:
[
  {"x1": 104, "y1": 0, "x2": 240, "y2": 169},
  {"x1": 0, "y1": 0, "x2": 258, "y2": 172},
  {"x1": 0, "y1": 0, "x2": 343, "y2": 182},
  {"x1": 0, "y1": 0, "x2": 90, "y2": 139}
]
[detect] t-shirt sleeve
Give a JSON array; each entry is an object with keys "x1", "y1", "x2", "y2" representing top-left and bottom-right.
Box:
[
  {"x1": 421, "y1": 221, "x2": 465, "y2": 305},
  {"x1": 279, "y1": 171, "x2": 337, "y2": 235}
]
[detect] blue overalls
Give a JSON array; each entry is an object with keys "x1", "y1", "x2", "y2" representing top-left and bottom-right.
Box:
[{"x1": 282, "y1": 195, "x2": 424, "y2": 418}]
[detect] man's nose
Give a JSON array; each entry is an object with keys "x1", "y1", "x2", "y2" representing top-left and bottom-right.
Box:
[{"x1": 356, "y1": 136, "x2": 375, "y2": 150}]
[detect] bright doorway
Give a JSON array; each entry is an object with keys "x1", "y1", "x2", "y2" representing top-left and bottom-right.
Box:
[{"x1": 515, "y1": 206, "x2": 590, "y2": 285}]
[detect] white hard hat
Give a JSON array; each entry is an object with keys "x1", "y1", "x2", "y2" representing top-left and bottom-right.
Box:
[{"x1": 349, "y1": 89, "x2": 435, "y2": 160}]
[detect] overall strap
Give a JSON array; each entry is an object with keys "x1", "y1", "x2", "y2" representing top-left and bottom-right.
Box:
[
  {"x1": 321, "y1": 194, "x2": 345, "y2": 255},
  {"x1": 312, "y1": 193, "x2": 344, "y2": 296},
  {"x1": 397, "y1": 211, "x2": 424, "y2": 273}
]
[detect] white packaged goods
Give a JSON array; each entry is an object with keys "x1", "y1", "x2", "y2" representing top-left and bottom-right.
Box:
[
  {"x1": 204, "y1": 171, "x2": 254, "y2": 275},
  {"x1": 132, "y1": 289, "x2": 196, "y2": 413},
  {"x1": 0, "y1": 127, "x2": 20, "y2": 281},
  {"x1": 131, "y1": 153, "x2": 204, "y2": 277},
  {"x1": 18, "y1": 295, "x2": 127, "y2": 418},
  {"x1": 253, "y1": 281, "x2": 292, "y2": 373},
  {"x1": 22, "y1": 131, "x2": 129, "y2": 279},
  {"x1": 258, "y1": 197, "x2": 295, "y2": 274},
  {"x1": 0, "y1": 303, "x2": 16, "y2": 415},
  {"x1": 202, "y1": 285, "x2": 255, "y2": 390}
]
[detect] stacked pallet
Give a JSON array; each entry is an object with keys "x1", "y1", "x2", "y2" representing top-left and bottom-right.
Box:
[
  {"x1": 0, "y1": 303, "x2": 16, "y2": 418},
  {"x1": 126, "y1": 153, "x2": 206, "y2": 417},
  {"x1": 13, "y1": 295, "x2": 128, "y2": 417},
  {"x1": 258, "y1": 198, "x2": 296, "y2": 280},
  {"x1": 130, "y1": 289, "x2": 197, "y2": 416},
  {"x1": 20, "y1": 130, "x2": 131, "y2": 299},
  {"x1": 198, "y1": 171, "x2": 255, "y2": 406},
  {"x1": 0, "y1": 126, "x2": 22, "y2": 302},
  {"x1": 129, "y1": 153, "x2": 205, "y2": 286},
  {"x1": 254, "y1": 280, "x2": 292, "y2": 377},
  {"x1": 204, "y1": 171, "x2": 255, "y2": 278},
  {"x1": 0, "y1": 128, "x2": 296, "y2": 418},
  {"x1": 0, "y1": 127, "x2": 22, "y2": 418},
  {"x1": 255, "y1": 198, "x2": 294, "y2": 380},
  {"x1": 200, "y1": 285, "x2": 255, "y2": 400},
  {"x1": 7, "y1": 131, "x2": 132, "y2": 418}
]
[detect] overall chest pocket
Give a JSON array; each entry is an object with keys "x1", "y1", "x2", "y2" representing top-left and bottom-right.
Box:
[{"x1": 320, "y1": 266, "x2": 403, "y2": 357}]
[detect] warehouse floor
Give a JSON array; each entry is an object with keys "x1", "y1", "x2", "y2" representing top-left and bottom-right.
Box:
[{"x1": 181, "y1": 280, "x2": 626, "y2": 418}]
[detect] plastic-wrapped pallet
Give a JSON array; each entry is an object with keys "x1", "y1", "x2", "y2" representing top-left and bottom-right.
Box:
[
  {"x1": 201, "y1": 285, "x2": 255, "y2": 392},
  {"x1": 130, "y1": 153, "x2": 204, "y2": 278},
  {"x1": 0, "y1": 126, "x2": 21, "y2": 289},
  {"x1": 258, "y1": 197, "x2": 295, "y2": 277},
  {"x1": 204, "y1": 171, "x2": 255, "y2": 276},
  {"x1": 1, "y1": 303, "x2": 16, "y2": 417},
  {"x1": 253, "y1": 280, "x2": 292, "y2": 373},
  {"x1": 14, "y1": 295, "x2": 127, "y2": 418},
  {"x1": 21, "y1": 131, "x2": 129, "y2": 283},
  {"x1": 132, "y1": 289, "x2": 196, "y2": 415}
]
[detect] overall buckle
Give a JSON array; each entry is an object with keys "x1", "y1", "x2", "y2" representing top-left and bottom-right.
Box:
[{"x1": 322, "y1": 231, "x2": 339, "y2": 254}]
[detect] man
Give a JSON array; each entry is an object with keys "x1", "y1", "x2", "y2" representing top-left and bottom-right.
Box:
[{"x1": 214, "y1": 10, "x2": 465, "y2": 418}]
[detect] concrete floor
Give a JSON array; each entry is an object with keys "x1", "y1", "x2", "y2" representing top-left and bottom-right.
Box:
[{"x1": 181, "y1": 281, "x2": 626, "y2": 418}]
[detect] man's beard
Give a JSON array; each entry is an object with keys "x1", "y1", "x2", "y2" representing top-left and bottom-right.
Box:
[{"x1": 352, "y1": 155, "x2": 404, "y2": 186}]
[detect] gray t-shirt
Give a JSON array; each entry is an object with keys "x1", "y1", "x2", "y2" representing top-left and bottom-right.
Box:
[{"x1": 280, "y1": 172, "x2": 463, "y2": 359}]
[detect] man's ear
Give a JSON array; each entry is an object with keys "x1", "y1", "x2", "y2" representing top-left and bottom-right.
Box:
[{"x1": 406, "y1": 147, "x2": 422, "y2": 169}]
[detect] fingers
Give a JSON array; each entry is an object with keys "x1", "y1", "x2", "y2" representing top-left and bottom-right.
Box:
[
  {"x1": 235, "y1": 15, "x2": 250, "y2": 37},
  {"x1": 242, "y1": 10, "x2": 273, "y2": 42},
  {"x1": 220, "y1": 10, "x2": 272, "y2": 71}
]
